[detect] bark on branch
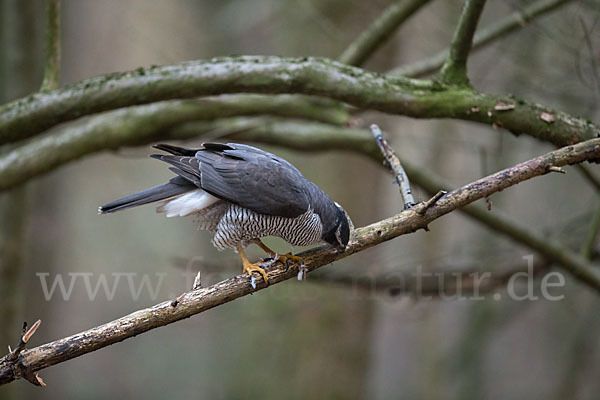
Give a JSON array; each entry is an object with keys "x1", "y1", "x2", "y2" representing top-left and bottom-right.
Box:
[{"x1": 1, "y1": 137, "x2": 599, "y2": 386}]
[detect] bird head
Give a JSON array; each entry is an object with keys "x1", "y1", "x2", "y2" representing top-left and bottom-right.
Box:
[{"x1": 322, "y1": 203, "x2": 352, "y2": 252}]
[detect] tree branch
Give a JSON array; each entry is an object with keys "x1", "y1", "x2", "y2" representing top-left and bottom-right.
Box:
[
  {"x1": 1, "y1": 56, "x2": 597, "y2": 148},
  {"x1": 0, "y1": 95, "x2": 348, "y2": 191},
  {"x1": 1, "y1": 137, "x2": 599, "y2": 386},
  {"x1": 391, "y1": 0, "x2": 573, "y2": 78},
  {"x1": 311, "y1": 258, "x2": 551, "y2": 298},
  {"x1": 440, "y1": 0, "x2": 487, "y2": 85},
  {"x1": 209, "y1": 119, "x2": 600, "y2": 290},
  {"x1": 370, "y1": 124, "x2": 415, "y2": 208},
  {"x1": 2, "y1": 114, "x2": 596, "y2": 288},
  {"x1": 338, "y1": 0, "x2": 433, "y2": 66},
  {"x1": 40, "y1": 0, "x2": 60, "y2": 92}
]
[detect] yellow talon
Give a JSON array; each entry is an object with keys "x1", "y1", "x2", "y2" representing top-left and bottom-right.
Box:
[
  {"x1": 237, "y1": 245, "x2": 269, "y2": 284},
  {"x1": 242, "y1": 262, "x2": 269, "y2": 283},
  {"x1": 277, "y1": 253, "x2": 304, "y2": 267},
  {"x1": 257, "y1": 241, "x2": 303, "y2": 268}
]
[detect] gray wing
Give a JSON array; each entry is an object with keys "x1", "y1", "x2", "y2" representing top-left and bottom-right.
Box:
[{"x1": 151, "y1": 143, "x2": 310, "y2": 218}]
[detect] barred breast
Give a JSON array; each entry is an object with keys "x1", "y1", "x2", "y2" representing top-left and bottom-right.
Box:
[{"x1": 211, "y1": 204, "x2": 323, "y2": 251}]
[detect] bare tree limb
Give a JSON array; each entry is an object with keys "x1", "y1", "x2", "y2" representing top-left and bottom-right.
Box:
[
  {"x1": 1, "y1": 137, "x2": 599, "y2": 386},
  {"x1": 391, "y1": 0, "x2": 573, "y2": 78},
  {"x1": 40, "y1": 0, "x2": 60, "y2": 92},
  {"x1": 440, "y1": 0, "x2": 487, "y2": 85},
  {"x1": 0, "y1": 56, "x2": 597, "y2": 148},
  {"x1": 338, "y1": 0, "x2": 433, "y2": 66}
]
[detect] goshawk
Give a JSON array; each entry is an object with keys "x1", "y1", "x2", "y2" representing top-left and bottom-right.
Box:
[{"x1": 99, "y1": 143, "x2": 351, "y2": 283}]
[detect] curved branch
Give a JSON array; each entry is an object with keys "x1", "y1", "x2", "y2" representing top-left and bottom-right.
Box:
[
  {"x1": 338, "y1": 0, "x2": 433, "y2": 66},
  {"x1": 1, "y1": 136, "x2": 599, "y2": 386},
  {"x1": 440, "y1": 0, "x2": 487, "y2": 85},
  {"x1": 0, "y1": 95, "x2": 348, "y2": 191},
  {"x1": 392, "y1": 0, "x2": 573, "y2": 78},
  {"x1": 1, "y1": 56, "x2": 597, "y2": 148}
]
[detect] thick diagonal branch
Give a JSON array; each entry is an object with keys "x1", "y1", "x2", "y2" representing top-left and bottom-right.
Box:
[
  {"x1": 217, "y1": 119, "x2": 600, "y2": 289},
  {"x1": 1, "y1": 136, "x2": 599, "y2": 386}
]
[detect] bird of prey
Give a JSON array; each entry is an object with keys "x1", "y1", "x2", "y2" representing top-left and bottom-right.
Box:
[{"x1": 99, "y1": 143, "x2": 351, "y2": 283}]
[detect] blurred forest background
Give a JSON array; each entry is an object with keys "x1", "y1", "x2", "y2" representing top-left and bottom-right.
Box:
[{"x1": 1, "y1": 0, "x2": 599, "y2": 399}]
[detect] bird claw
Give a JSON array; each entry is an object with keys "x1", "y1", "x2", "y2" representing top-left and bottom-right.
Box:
[
  {"x1": 243, "y1": 262, "x2": 269, "y2": 286},
  {"x1": 277, "y1": 253, "x2": 304, "y2": 272}
]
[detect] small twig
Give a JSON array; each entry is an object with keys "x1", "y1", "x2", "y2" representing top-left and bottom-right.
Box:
[
  {"x1": 5, "y1": 320, "x2": 41, "y2": 362},
  {"x1": 415, "y1": 190, "x2": 447, "y2": 215},
  {"x1": 171, "y1": 271, "x2": 202, "y2": 307},
  {"x1": 370, "y1": 124, "x2": 415, "y2": 209},
  {"x1": 338, "y1": 0, "x2": 433, "y2": 66},
  {"x1": 548, "y1": 165, "x2": 566, "y2": 174},
  {"x1": 440, "y1": 0, "x2": 488, "y2": 85},
  {"x1": 0, "y1": 320, "x2": 45, "y2": 387},
  {"x1": 192, "y1": 271, "x2": 202, "y2": 290},
  {"x1": 40, "y1": 0, "x2": 61, "y2": 92}
]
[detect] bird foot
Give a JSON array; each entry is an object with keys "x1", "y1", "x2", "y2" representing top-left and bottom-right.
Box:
[
  {"x1": 277, "y1": 253, "x2": 304, "y2": 270},
  {"x1": 242, "y1": 261, "x2": 269, "y2": 284}
]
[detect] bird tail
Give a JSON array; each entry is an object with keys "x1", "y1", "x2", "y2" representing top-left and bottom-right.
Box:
[{"x1": 99, "y1": 177, "x2": 194, "y2": 214}]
